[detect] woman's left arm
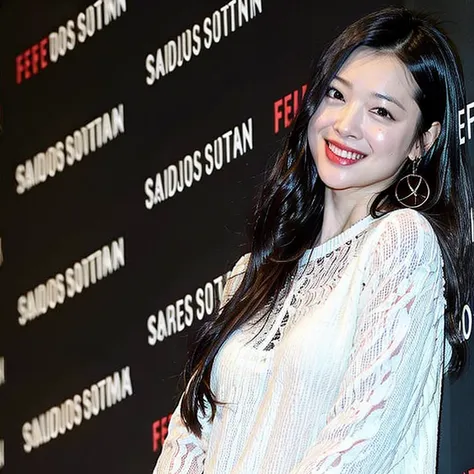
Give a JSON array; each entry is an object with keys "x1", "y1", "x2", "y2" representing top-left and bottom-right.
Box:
[
  {"x1": 152, "y1": 253, "x2": 250, "y2": 474},
  {"x1": 290, "y1": 211, "x2": 446, "y2": 473}
]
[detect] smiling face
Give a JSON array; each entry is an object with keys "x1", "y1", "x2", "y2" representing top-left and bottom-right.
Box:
[{"x1": 307, "y1": 46, "x2": 424, "y2": 197}]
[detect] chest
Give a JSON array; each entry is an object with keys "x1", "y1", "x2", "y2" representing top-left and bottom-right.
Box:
[{"x1": 212, "y1": 253, "x2": 367, "y2": 397}]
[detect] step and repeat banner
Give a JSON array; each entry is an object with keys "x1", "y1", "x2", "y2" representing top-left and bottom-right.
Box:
[{"x1": 0, "y1": 1, "x2": 472, "y2": 473}]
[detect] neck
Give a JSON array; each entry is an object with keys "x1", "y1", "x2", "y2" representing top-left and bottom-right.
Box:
[{"x1": 317, "y1": 187, "x2": 374, "y2": 246}]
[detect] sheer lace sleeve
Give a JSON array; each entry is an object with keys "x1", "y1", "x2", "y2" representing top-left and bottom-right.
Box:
[
  {"x1": 152, "y1": 253, "x2": 250, "y2": 474},
  {"x1": 152, "y1": 393, "x2": 210, "y2": 474},
  {"x1": 290, "y1": 210, "x2": 445, "y2": 473}
]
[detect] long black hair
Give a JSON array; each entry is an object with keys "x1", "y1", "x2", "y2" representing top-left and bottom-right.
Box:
[{"x1": 181, "y1": 6, "x2": 474, "y2": 436}]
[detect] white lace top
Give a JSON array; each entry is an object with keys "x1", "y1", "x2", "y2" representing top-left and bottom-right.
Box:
[{"x1": 153, "y1": 208, "x2": 449, "y2": 474}]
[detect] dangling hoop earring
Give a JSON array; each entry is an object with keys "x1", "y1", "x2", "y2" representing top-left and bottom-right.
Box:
[{"x1": 395, "y1": 158, "x2": 430, "y2": 209}]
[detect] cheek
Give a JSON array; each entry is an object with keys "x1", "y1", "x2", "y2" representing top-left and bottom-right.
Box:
[
  {"x1": 370, "y1": 127, "x2": 409, "y2": 167},
  {"x1": 381, "y1": 131, "x2": 414, "y2": 162},
  {"x1": 374, "y1": 128, "x2": 386, "y2": 142},
  {"x1": 308, "y1": 108, "x2": 332, "y2": 134},
  {"x1": 368, "y1": 126, "x2": 396, "y2": 152},
  {"x1": 308, "y1": 115, "x2": 318, "y2": 136}
]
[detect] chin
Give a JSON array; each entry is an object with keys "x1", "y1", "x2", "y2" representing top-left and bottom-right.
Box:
[{"x1": 316, "y1": 166, "x2": 355, "y2": 190}]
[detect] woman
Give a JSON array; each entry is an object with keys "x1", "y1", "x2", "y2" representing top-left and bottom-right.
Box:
[{"x1": 153, "y1": 6, "x2": 473, "y2": 473}]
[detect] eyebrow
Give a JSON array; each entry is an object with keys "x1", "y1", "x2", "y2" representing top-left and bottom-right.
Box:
[{"x1": 333, "y1": 75, "x2": 406, "y2": 111}]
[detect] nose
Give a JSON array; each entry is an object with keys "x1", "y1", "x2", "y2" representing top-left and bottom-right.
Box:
[{"x1": 334, "y1": 102, "x2": 363, "y2": 139}]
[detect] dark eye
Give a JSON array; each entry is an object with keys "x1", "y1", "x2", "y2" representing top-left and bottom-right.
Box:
[
  {"x1": 326, "y1": 87, "x2": 344, "y2": 101},
  {"x1": 373, "y1": 107, "x2": 394, "y2": 120}
]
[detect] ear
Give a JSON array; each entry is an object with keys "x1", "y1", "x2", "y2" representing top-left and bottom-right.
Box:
[{"x1": 408, "y1": 121, "x2": 442, "y2": 161}]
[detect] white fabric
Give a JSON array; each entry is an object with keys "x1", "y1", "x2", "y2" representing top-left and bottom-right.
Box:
[{"x1": 153, "y1": 208, "x2": 448, "y2": 473}]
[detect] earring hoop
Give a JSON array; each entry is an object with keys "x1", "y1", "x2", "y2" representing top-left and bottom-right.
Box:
[{"x1": 395, "y1": 158, "x2": 430, "y2": 209}]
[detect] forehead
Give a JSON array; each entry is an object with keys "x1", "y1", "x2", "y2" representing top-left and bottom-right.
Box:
[{"x1": 337, "y1": 46, "x2": 418, "y2": 100}]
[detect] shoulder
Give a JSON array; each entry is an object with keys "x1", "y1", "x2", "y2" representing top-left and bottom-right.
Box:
[
  {"x1": 363, "y1": 209, "x2": 442, "y2": 269},
  {"x1": 370, "y1": 208, "x2": 439, "y2": 251},
  {"x1": 372, "y1": 208, "x2": 434, "y2": 234},
  {"x1": 225, "y1": 252, "x2": 251, "y2": 290},
  {"x1": 220, "y1": 252, "x2": 251, "y2": 308},
  {"x1": 230, "y1": 252, "x2": 251, "y2": 278}
]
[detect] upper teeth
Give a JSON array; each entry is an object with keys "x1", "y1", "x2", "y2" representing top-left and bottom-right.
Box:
[{"x1": 328, "y1": 142, "x2": 365, "y2": 160}]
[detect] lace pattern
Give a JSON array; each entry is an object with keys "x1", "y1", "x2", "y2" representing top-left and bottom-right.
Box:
[{"x1": 250, "y1": 232, "x2": 370, "y2": 352}]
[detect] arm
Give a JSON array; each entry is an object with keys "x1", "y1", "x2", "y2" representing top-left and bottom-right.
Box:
[
  {"x1": 290, "y1": 211, "x2": 445, "y2": 473},
  {"x1": 153, "y1": 253, "x2": 250, "y2": 474},
  {"x1": 152, "y1": 394, "x2": 209, "y2": 474}
]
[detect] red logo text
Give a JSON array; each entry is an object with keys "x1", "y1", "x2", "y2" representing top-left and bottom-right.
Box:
[
  {"x1": 152, "y1": 414, "x2": 173, "y2": 452},
  {"x1": 16, "y1": 38, "x2": 49, "y2": 84},
  {"x1": 274, "y1": 84, "x2": 307, "y2": 134}
]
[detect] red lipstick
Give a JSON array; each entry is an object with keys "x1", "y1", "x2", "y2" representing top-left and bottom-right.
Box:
[{"x1": 324, "y1": 140, "x2": 367, "y2": 166}]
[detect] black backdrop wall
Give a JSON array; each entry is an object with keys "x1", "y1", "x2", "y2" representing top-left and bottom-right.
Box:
[{"x1": 0, "y1": 1, "x2": 472, "y2": 473}]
